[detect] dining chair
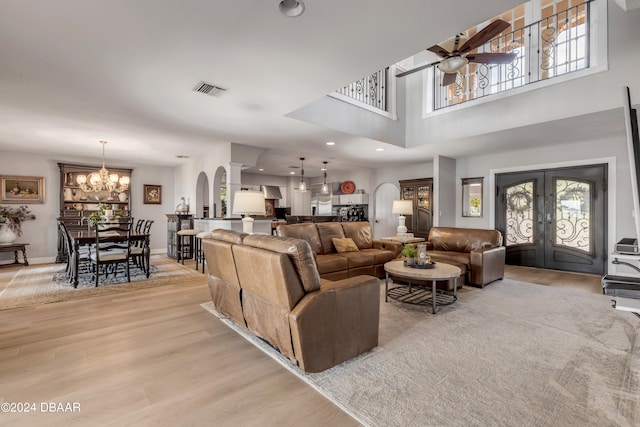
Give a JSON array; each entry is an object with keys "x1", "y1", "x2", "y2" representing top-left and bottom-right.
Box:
[
  {"x1": 130, "y1": 219, "x2": 145, "y2": 268},
  {"x1": 58, "y1": 221, "x2": 91, "y2": 286},
  {"x1": 131, "y1": 220, "x2": 153, "y2": 276},
  {"x1": 90, "y1": 220, "x2": 132, "y2": 287},
  {"x1": 143, "y1": 219, "x2": 154, "y2": 234},
  {"x1": 135, "y1": 218, "x2": 144, "y2": 233},
  {"x1": 57, "y1": 221, "x2": 73, "y2": 280}
]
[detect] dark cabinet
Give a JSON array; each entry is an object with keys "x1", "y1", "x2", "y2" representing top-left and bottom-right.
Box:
[
  {"x1": 166, "y1": 214, "x2": 193, "y2": 259},
  {"x1": 56, "y1": 162, "x2": 132, "y2": 262},
  {"x1": 399, "y1": 178, "x2": 433, "y2": 239}
]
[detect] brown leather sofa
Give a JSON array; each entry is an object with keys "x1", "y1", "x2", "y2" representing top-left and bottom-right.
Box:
[
  {"x1": 276, "y1": 221, "x2": 402, "y2": 280},
  {"x1": 202, "y1": 229, "x2": 381, "y2": 373},
  {"x1": 425, "y1": 226, "x2": 505, "y2": 288}
]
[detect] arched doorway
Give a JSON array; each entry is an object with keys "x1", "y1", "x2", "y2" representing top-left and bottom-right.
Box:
[
  {"x1": 372, "y1": 182, "x2": 400, "y2": 239},
  {"x1": 195, "y1": 171, "x2": 210, "y2": 218}
]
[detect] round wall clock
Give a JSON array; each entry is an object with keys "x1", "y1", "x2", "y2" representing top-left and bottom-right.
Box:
[{"x1": 341, "y1": 181, "x2": 355, "y2": 194}]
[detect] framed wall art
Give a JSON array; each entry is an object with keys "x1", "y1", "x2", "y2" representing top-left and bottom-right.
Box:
[
  {"x1": 1, "y1": 175, "x2": 45, "y2": 204},
  {"x1": 143, "y1": 184, "x2": 162, "y2": 204}
]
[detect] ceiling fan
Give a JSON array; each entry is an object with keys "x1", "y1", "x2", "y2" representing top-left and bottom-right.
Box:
[{"x1": 396, "y1": 19, "x2": 517, "y2": 86}]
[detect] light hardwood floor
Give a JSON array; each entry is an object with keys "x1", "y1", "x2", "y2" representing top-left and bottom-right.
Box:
[{"x1": 0, "y1": 259, "x2": 603, "y2": 427}]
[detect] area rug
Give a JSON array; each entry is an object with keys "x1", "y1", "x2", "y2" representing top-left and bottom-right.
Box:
[
  {"x1": 0, "y1": 255, "x2": 204, "y2": 310},
  {"x1": 202, "y1": 279, "x2": 640, "y2": 427}
]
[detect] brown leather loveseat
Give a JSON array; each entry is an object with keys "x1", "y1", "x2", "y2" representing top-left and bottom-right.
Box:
[
  {"x1": 426, "y1": 226, "x2": 505, "y2": 288},
  {"x1": 276, "y1": 221, "x2": 402, "y2": 280},
  {"x1": 202, "y1": 229, "x2": 381, "y2": 373}
]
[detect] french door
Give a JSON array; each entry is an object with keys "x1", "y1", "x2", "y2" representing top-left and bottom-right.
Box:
[{"x1": 495, "y1": 164, "x2": 607, "y2": 274}]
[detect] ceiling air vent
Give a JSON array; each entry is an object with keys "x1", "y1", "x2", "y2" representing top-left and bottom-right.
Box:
[{"x1": 193, "y1": 81, "x2": 227, "y2": 97}]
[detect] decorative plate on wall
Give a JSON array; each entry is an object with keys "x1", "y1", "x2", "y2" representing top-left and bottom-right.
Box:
[{"x1": 341, "y1": 181, "x2": 355, "y2": 194}]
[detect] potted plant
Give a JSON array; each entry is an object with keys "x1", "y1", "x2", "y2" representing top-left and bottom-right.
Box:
[
  {"x1": 0, "y1": 205, "x2": 36, "y2": 243},
  {"x1": 401, "y1": 244, "x2": 418, "y2": 266},
  {"x1": 83, "y1": 203, "x2": 124, "y2": 229}
]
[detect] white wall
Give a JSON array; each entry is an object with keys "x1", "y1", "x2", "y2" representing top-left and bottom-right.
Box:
[
  {"x1": 374, "y1": 162, "x2": 433, "y2": 185},
  {"x1": 455, "y1": 134, "x2": 629, "y2": 274},
  {"x1": 434, "y1": 155, "x2": 456, "y2": 227},
  {"x1": 287, "y1": 93, "x2": 406, "y2": 148},
  {"x1": 129, "y1": 165, "x2": 176, "y2": 253},
  {"x1": 0, "y1": 150, "x2": 175, "y2": 263},
  {"x1": 175, "y1": 143, "x2": 231, "y2": 218},
  {"x1": 405, "y1": 1, "x2": 639, "y2": 149},
  {"x1": 0, "y1": 151, "x2": 60, "y2": 264},
  {"x1": 369, "y1": 131, "x2": 632, "y2": 268}
]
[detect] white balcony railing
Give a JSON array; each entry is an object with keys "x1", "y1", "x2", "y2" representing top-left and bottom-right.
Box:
[
  {"x1": 433, "y1": 1, "x2": 592, "y2": 110},
  {"x1": 334, "y1": 1, "x2": 593, "y2": 114},
  {"x1": 335, "y1": 68, "x2": 388, "y2": 113}
]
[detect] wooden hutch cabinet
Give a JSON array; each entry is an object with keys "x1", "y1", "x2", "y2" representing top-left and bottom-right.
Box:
[
  {"x1": 56, "y1": 163, "x2": 133, "y2": 262},
  {"x1": 399, "y1": 178, "x2": 433, "y2": 239},
  {"x1": 166, "y1": 214, "x2": 194, "y2": 260}
]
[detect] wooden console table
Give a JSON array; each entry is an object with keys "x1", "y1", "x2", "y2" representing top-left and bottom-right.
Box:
[{"x1": 0, "y1": 242, "x2": 29, "y2": 267}]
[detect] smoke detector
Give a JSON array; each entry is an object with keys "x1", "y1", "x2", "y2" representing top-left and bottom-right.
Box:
[{"x1": 279, "y1": 0, "x2": 305, "y2": 17}]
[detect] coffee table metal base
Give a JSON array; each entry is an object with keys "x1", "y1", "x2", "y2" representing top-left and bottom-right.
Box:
[{"x1": 386, "y1": 284, "x2": 457, "y2": 307}]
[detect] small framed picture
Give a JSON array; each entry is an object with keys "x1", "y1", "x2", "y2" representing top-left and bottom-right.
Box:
[
  {"x1": 143, "y1": 184, "x2": 162, "y2": 204},
  {"x1": 1, "y1": 175, "x2": 45, "y2": 204}
]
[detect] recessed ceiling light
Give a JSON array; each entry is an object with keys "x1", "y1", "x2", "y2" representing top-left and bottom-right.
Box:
[
  {"x1": 259, "y1": 168, "x2": 264, "y2": 171},
  {"x1": 326, "y1": 141, "x2": 335, "y2": 146},
  {"x1": 376, "y1": 148, "x2": 384, "y2": 152},
  {"x1": 290, "y1": 171, "x2": 295, "y2": 175}
]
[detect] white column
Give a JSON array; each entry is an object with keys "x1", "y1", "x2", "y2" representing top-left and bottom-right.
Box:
[{"x1": 227, "y1": 161, "x2": 243, "y2": 219}]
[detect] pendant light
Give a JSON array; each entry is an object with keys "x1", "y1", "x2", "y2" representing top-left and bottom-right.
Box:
[
  {"x1": 298, "y1": 157, "x2": 307, "y2": 192},
  {"x1": 321, "y1": 161, "x2": 329, "y2": 194}
]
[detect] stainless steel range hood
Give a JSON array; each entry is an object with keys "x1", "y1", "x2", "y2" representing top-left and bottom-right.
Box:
[{"x1": 261, "y1": 185, "x2": 282, "y2": 199}]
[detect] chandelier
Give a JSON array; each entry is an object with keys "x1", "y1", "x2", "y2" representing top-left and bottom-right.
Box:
[{"x1": 76, "y1": 141, "x2": 130, "y2": 193}]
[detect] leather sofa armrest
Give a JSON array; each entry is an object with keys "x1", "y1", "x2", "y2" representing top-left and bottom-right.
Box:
[
  {"x1": 289, "y1": 276, "x2": 380, "y2": 372},
  {"x1": 373, "y1": 240, "x2": 403, "y2": 257},
  {"x1": 469, "y1": 246, "x2": 506, "y2": 287}
]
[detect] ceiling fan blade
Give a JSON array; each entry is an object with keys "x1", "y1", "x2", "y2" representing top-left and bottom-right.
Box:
[
  {"x1": 396, "y1": 60, "x2": 441, "y2": 78},
  {"x1": 459, "y1": 19, "x2": 511, "y2": 54},
  {"x1": 442, "y1": 72, "x2": 457, "y2": 86},
  {"x1": 427, "y1": 44, "x2": 449, "y2": 58},
  {"x1": 466, "y1": 52, "x2": 517, "y2": 64}
]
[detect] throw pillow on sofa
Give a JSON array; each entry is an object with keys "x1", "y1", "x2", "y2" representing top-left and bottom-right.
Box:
[{"x1": 332, "y1": 237, "x2": 359, "y2": 253}]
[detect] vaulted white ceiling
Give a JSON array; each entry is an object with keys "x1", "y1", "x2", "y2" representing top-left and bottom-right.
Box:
[{"x1": 0, "y1": 0, "x2": 531, "y2": 176}]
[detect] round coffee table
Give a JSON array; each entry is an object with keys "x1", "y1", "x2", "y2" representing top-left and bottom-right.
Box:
[{"x1": 384, "y1": 260, "x2": 461, "y2": 314}]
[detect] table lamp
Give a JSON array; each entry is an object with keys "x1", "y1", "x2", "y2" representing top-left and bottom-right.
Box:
[
  {"x1": 232, "y1": 191, "x2": 266, "y2": 234},
  {"x1": 392, "y1": 200, "x2": 413, "y2": 236}
]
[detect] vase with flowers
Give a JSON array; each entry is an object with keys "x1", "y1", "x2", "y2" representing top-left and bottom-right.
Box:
[
  {"x1": 0, "y1": 205, "x2": 36, "y2": 243},
  {"x1": 83, "y1": 203, "x2": 124, "y2": 230}
]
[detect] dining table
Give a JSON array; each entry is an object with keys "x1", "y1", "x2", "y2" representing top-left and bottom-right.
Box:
[{"x1": 68, "y1": 229, "x2": 150, "y2": 288}]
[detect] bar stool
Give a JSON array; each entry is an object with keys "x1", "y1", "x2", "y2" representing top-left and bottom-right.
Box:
[
  {"x1": 195, "y1": 231, "x2": 210, "y2": 273},
  {"x1": 176, "y1": 228, "x2": 198, "y2": 264}
]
